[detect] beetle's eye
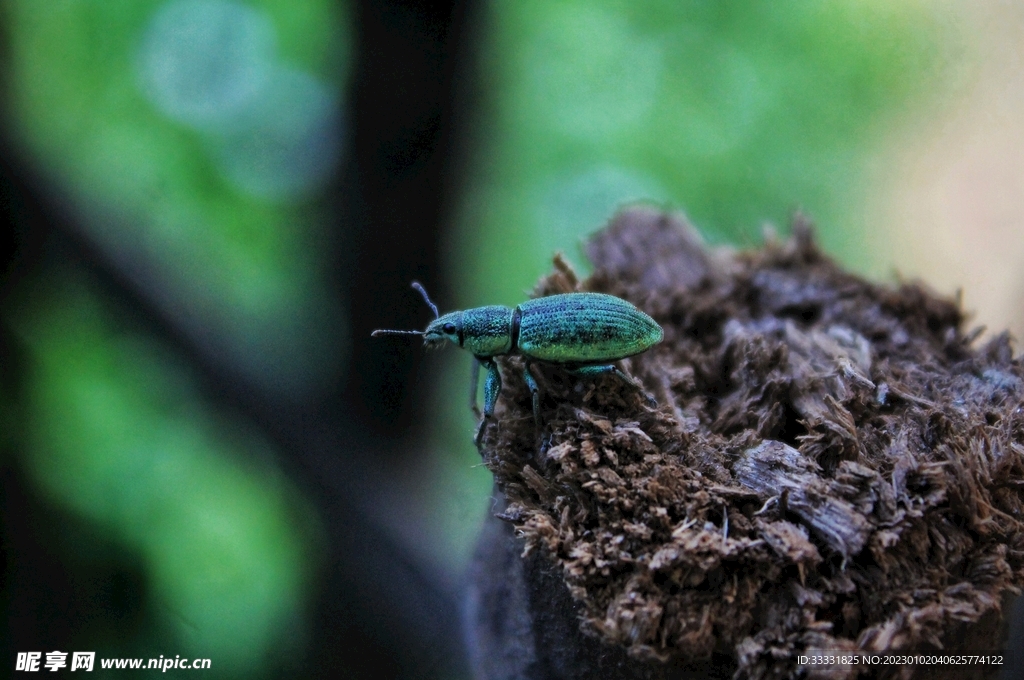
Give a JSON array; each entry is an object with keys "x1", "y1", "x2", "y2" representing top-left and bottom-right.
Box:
[{"x1": 442, "y1": 323, "x2": 457, "y2": 334}]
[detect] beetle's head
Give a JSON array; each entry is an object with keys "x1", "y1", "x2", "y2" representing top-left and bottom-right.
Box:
[{"x1": 423, "y1": 311, "x2": 462, "y2": 350}]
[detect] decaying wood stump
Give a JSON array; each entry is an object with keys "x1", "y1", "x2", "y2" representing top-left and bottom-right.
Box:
[{"x1": 464, "y1": 207, "x2": 1024, "y2": 679}]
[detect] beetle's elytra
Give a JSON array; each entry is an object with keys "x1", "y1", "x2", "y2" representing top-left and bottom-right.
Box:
[{"x1": 372, "y1": 283, "x2": 663, "y2": 444}]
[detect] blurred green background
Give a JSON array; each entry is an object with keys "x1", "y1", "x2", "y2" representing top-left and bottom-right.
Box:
[{"x1": 2, "y1": 0, "x2": 1010, "y2": 678}]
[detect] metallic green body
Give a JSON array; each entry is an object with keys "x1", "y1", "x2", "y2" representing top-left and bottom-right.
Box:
[
  {"x1": 515, "y1": 293, "x2": 662, "y2": 364},
  {"x1": 462, "y1": 306, "x2": 515, "y2": 356},
  {"x1": 373, "y1": 286, "x2": 664, "y2": 445}
]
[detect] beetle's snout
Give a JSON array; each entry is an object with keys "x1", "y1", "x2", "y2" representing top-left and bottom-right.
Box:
[
  {"x1": 423, "y1": 330, "x2": 446, "y2": 350},
  {"x1": 422, "y1": 319, "x2": 448, "y2": 349},
  {"x1": 422, "y1": 313, "x2": 462, "y2": 350}
]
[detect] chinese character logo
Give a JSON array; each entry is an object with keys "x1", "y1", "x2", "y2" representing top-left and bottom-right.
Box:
[
  {"x1": 15, "y1": 652, "x2": 41, "y2": 672},
  {"x1": 71, "y1": 652, "x2": 95, "y2": 672}
]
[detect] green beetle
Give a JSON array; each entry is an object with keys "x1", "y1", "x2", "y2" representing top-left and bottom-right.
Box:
[{"x1": 372, "y1": 282, "x2": 663, "y2": 443}]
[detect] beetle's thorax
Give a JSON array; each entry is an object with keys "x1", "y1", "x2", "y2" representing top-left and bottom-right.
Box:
[{"x1": 461, "y1": 305, "x2": 516, "y2": 356}]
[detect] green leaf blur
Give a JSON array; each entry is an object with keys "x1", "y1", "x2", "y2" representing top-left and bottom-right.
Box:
[
  {"x1": 11, "y1": 271, "x2": 317, "y2": 676},
  {"x1": 4, "y1": 0, "x2": 352, "y2": 394},
  {"x1": 3, "y1": 0, "x2": 347, "y2": 674},
  {"x1": 454, "y1": 0, "x2": 952, "y2": 305}
]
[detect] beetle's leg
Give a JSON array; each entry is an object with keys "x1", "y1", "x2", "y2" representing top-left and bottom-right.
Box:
[
  {"x1": 482, "y1": 359, "x2": 502, "y2": 417},
  {"x1": 523, "y1": 361, "x2": 541, "y2": 427},
  {"x1": 469, "y1": 358, "x2": 481, "y2": 418},
  {"x1": 567, "y1": 365, "x2": 658, "y2": 407},
  {"x1": 475, "y1": 358, "x2": 502, "y2": 446}
]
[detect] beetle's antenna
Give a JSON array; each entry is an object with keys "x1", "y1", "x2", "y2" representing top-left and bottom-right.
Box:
[
  {"x1": 370, "y1": 281, "x2": 439, "y2": 337},
  {"x1": 371, "y1": 329, "x2": 424, "y2": 337},
  {"x1": 411, "y1": 281, "x2": 439, "y2": 319}
]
